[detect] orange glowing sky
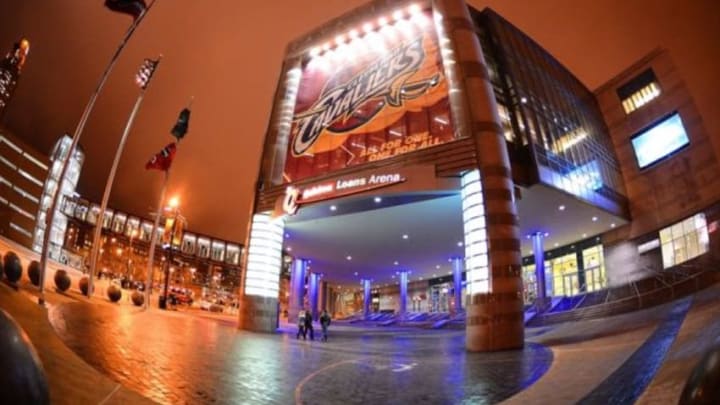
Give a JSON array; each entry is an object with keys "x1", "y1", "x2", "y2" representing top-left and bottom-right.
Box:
[{"x1": 0, "y1": 0, "x2": 718, "y2": 243}]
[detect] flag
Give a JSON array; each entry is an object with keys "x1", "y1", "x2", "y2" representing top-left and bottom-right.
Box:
[
  {"x1": 171, "y1": 107, "x2": 191, "y2": 140},
  {"x1": 145, "y1": 142, "x2": 176, "y2": 171},
  {"x1": 104, "y1": 0, "x2": 147, "y2": 20},
  {"x1": 135, "y1": 58, "x2": 159, "y2": 89}
]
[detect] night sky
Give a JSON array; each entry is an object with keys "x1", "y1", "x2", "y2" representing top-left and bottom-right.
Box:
[{"x1": 0, "y1": 0, "x2": 718, "y2": 243}]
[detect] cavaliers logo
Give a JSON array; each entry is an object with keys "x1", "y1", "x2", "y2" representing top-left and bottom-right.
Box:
[{"x1": 291, "y1": 37, "x2": 441, "y2": 157}]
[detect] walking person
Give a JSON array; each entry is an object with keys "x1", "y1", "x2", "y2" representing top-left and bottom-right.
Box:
[
  {"x1": 304, "y1": 308, "x2": 315, "y2": 340},
  {"x1": 320, "y1": 309, "x2": 331, "y2": 342},
  {"x1": 296, "y1": 309, "x2": 306, "y2": 340}
]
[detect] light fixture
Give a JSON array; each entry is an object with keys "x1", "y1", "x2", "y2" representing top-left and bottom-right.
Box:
[
  {"x1": 402, "y1": 234, "x2": 409, "y2": 239},
  {"x1": 611, "y1": 223, "x2": 616, "y2": 228},
  {"x1": 432, "y1": 274, "x2": 437, "y2": 277},
  {"x1": 348, "y1": 29, "x2": 359, "y2": 39},
  {"x1": 378, "y1": 16, "x2": 388, "y2": 26},
  {"x1": 521, "y1": 97, "x2": 528, "y2": 104},
  {"x1": 330, "y1": 205, "x2": 337, "y2": 211},
  {"x1": 362, "y1": 22, "x2": 373, "y2": 33},
  {"x1": 558, "y1": 205, "x2": 565, "y2": 211},
  {"x1": 419, "y1": 277, "x2": 424, "y2": 280},
  {"x1": 346, "y1": 255, "x2": 352, "y2": 261},
  {"x1": 322, "y1": 42, "x2": 331, "y2": 51},
  {"x1": 335, "y1": 34, "x2": 345, "y2": 45},
  {"x1": 354, "y1": 272, "x2": 358, "y2": 276},
  {"x1": 394, "y1": 261, "x2": 399, "y2": 265},
  {"x1": 592, "y1": 216, "x2": 598, "y2": 222},
  {"x1": 457, "y1": 241, "x2": 463, "y2": 247},
  {"x1": 374, "y1": 196, "x2": 382, "y2": 203},
  {"x1": 436, "y1": 265, "x2": 440, "y2": 269},
  {"x1": 544, "y1": 232, "x2": 549, "y2": 237},
  {"x1": 392, "y1": 9, "x2": 404, "y2": 20},
  {"x1": 582, "y1": 233, "x2": 587, "y2": 238},
  {"x1": 554, "y1": 243, "x2": 559, "y2": 247},
  {"x1": 287, "y1": 247, "x2": 292, "y2": 252}
]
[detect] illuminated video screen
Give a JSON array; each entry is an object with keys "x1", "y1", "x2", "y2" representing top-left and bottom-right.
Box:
[{"x1": 631, "y1": 113, "x2": 689, "y2": 169}]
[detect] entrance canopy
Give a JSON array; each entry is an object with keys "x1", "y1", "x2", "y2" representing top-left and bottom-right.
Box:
[{"x1": 283, "y1": 184, "x2": 628, "y2": 289}]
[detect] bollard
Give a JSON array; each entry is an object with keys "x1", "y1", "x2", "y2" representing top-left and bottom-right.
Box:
[
  {"x1": 0, "y1": 309, "x2": 50, "y2": 404},
  {"x1": 679, "y1": 341, "x2": 720, "y2": 404}
]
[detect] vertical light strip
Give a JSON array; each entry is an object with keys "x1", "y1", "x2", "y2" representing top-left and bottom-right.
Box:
[
  {"x1": 462, "y1": 169, "x2": 489, "y2": 295},
  {"x1": 244, "y1": 213, "x2": 285, "y2": 298}
]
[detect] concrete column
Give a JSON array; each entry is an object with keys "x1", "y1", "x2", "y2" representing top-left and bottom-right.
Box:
[
  {"x1": 399, "y1": 271, "x2": 409, "y2": 317},
  {"x1": 308, "y1": 272, "x2": 320, "y2": 321},
  {"x1": 452, "y1": 257, "x2": 463, "y2": 312},
  {"x1": 362, "y1": 279, "x2": 371, "y2": 320},
  {"x1": 436, "y1": 0, "x2": 524, "y2": 352},
  {"x1": 532, "y1": 232, "x2": 548, "y2": 306},
  {"x1": 288, "y1": 258, "x2": 307, "y2": 323}
]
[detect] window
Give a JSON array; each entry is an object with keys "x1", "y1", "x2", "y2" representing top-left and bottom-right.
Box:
[
  {"x1": 211, "y1": 241, "x2": 226, "y2": 262},
  {"x1": 181, "y1": 234, "x2": 197, "y2": 255},
  {"x1": 659, "y1": 213, "x2": 709, "y2": 268},
  {"x1": 582, "y1": 245, "x2": 606, "y2": 292},
  {"x1": 617, "y1": 69, "x2": 661, "y2": 114}
]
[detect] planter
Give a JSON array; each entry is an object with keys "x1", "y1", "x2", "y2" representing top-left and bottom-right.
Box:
[
  {"x1": 27, "y1": 261, "x2": 40, "y2": 286},
  {"x1": 131, "y1": 291, "x2": 144, "y2": 306},
  {"x1": 107, "y1": 285, "x2": 122, "y2": 303},
  {"x1": 2, "y1": 252, "x2": 22, "y2": 283},
  {"x1": 53, "y1": 270, "x2": 71, "y2": 292},
  {"x1": 79, "y1": 277, "x2": 90, "y2": 296}
]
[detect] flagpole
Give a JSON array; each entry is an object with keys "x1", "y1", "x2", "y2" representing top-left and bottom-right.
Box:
[
  {"x1": 87, "y1": 57, "x2": 161, "y2": 300},
  {"x1": 144, "y1": 170, "x2": 170, "y2": 309},
  {"x1": 37, "y1": 1, "x2": 157, "y2": 305}
]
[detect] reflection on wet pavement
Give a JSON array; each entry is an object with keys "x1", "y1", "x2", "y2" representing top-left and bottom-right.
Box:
[{"x1": 49, "y1": 303, "x2": 552, "y2": 404}]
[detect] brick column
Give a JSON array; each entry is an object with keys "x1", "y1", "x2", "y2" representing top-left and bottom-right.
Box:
[{"x1": 436, "y1": 0, "x2": 524, "y2": 351}]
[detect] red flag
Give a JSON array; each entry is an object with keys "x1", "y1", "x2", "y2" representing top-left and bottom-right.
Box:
[
  {"x1": 104, "y1": 0, "x2": 147, "y2": 20},
  {"x1": 145, "y1": 142, "x2": 176, "y2": 171}
]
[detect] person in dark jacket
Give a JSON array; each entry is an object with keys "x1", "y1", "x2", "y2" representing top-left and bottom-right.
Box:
[
  {"x1": 297, "y1": 309, "x2": 306, "y2": 340},
  {"x1": 304, "y1": 309, "x2": 314, "y2": 340},
  {"x1": 320, "y1": 309, "x2": 331, "y2": 342}
]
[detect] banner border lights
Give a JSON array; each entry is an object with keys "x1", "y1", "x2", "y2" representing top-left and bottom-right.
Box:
[
  {"x1": 244, "y1": 213, "x2": 285, "y2": 298},
  {"x1": 461, "y1": 169, "x2": 489, "y2": 295}
]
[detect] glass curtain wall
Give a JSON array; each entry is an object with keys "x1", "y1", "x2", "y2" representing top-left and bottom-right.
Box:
[{"x1": 472, "y1": 9, "x2": 626, "y2": 208}]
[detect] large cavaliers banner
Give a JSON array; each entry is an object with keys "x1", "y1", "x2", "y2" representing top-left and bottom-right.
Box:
[{"x1": 283, "y1": 11, "x2": 454, "y2": 183}]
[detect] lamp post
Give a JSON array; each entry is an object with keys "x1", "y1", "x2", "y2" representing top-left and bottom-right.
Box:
[{"x1": 159, "y1": 197, "x2": 184, "y2": 309}]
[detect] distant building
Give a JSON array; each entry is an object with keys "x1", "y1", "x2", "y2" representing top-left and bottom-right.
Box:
[
  {"x1": 0, "y1": 38, "x2": 29, "y2": 121},
  {"x1": 0, "y1": 128, "x2": 48, "y2": 247}
]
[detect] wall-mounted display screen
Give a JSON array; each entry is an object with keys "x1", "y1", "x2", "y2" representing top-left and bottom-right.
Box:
[
  {"x1": 631, "y1": 113, "x2": 689, "y2": 169},
  {"x1": 283, "y1": 9, "x2": 453, "y2": 183}
]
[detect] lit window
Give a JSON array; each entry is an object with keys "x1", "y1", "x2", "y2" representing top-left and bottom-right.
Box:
[
  {"x1": 659, "y1": 213, "x2": 709, "y2": 269},
  {"x1": 617, "y1": 69, "x2": 661, "y2": 114}
]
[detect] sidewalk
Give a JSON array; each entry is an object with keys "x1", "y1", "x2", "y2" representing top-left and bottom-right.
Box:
[{"x1": 0, "y1": 282, "x2": 155, "y2": 404}]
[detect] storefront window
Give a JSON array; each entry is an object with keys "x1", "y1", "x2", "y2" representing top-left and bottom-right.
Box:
[
  {"x1": 102, "y1": 210, "x2": 113, "y2": 229},
  {"x1": 582, "y1": 245, "x2": 606, "y2": 292},
  {"x1": 550, "y1": 253, "x2": 579, "y2": 297},
  {"x1": 140, "y1": 221, "x2": 153, "y2": 242},
  {"x1": 659, "y1": 213, "x2": 709, "y2": 268},
  {"x1": 87, "y1": 204, "x2": 101, "y2": 225}
]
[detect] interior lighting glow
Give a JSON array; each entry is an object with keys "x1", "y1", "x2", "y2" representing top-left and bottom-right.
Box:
[
  {"x1": 558, "y1": 205, "x2": 565, "y2": 211},
  {"x1": 362, "y1": 22, "x2": 373, "y2": 33},
  {"x1": 582, "y1": 233, "x2": 587, "y2": 238},
  {"x1": 402, "y1": 234, "x2": 408, "y2": 239},
  {"x1": 408, "y1": 4, "x2": 422, "y2": 14},
  {"x1": 330, "y1": 205, "x2": 337, "y2": 211},
  {"x1": 611, "y1": 223, "x2": 616, "y2": 228},
  {"x1": 322, "y1": 42, "x2": 331, "y2": 51},
  {"x1": 346, "y1": 255, "x2": 352, "y2": 261},
  {"x1": 394, "y1": 261, "x2": 399, "y2": 265},
  {"x1": 374, "y1": 197, "x2": 382, "y2": 203},
  {"x1": 348, "y1": 29, "x2": 359, "y2": 39},
  {"x1": 378, "y1": 16, "x2": 388, "y2": 26},
  {"x1": 436, "y1": 265, "x2": 440, "y2": 269},
  {"x1": 244, "y1": 213, "x2": 284, "y2": 298},
  {"x1": 592, "y1": 216, "x2": 598, "y2": 222},
  {"x1": 457, "y1": 241, "x2": 463, "y2": 247},
  {"x1": 392, "y1": 9, "x2": 404, "y2": 20},
  {"x1": 335, "y1": 34, "x2": 345, "y2": 46},
  {"x1": 309, "y1": 47, "x2": 320, "y2": 57},
  {"x1": 462, "y1": 169, "x2": 489, "y2": 295}
]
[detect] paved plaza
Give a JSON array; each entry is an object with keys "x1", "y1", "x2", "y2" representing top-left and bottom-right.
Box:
[{"x1": 1, "y1": 273, "x2": 719, "y2": 404}]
